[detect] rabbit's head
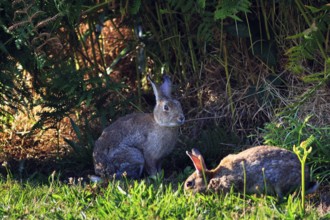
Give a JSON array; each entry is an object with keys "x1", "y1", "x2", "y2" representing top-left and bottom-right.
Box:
[
  {"x1": 148, "y1": 75, "x2": 185, "y2": 127},
  {"x1": 184, "y1": 148, "x2": 213, "y2": 194}
]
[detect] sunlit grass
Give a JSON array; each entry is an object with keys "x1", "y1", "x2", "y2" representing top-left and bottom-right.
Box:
[{"x1": 0, "y1": 174, "x2": 321, "y2": 219}]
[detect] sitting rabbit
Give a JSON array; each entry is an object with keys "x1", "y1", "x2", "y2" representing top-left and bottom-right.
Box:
[
  {"x1": 184, "y1": 146, "x2": 318, "y2": 198},
  {"x1": 93, "y1": 75, "x2": 185, "y2": 179}
]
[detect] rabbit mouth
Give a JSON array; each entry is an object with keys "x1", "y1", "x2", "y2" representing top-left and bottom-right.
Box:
[
  {"x1": 155, "y1": 115, "x2": 185, "y2": 127},
  {"x1": 175, "y1": 116, "x2": 185, "y2": 126},
  {"x1": 157, "y1": 120, "x2": 184, "y2": 127},
  {"x1": 174, "y1": 120, "x2": 185, "y2": 126},
  {"x1": 166, "y1": 121, "x2": 184, "y2": 127}
]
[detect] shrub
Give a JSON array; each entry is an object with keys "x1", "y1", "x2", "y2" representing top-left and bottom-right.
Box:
[{"x1": 261, "y1": 115, "x2": 330, "y2": 183}]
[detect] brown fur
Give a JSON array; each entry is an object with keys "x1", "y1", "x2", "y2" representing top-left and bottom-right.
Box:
[
  {"x1": 185, "y1": 146, "x2": 318, "y2": 198},
  {"x1": 93, "y1": 75, "x2": 184, "y2": 179}
]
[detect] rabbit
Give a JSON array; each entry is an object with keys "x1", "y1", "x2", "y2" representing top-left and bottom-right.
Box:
[
  {"x1": 93, "y1": 75, "x2": 185, "y2": 179},
  {"x1": 184, "y1": 146, "x2": 319, "y2": 198}
]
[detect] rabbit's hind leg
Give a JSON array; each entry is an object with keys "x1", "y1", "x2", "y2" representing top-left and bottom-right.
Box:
[
  {"x1": 101, "y1": 146, "x2": 145, "y2": 179},
  {"x1": 115, "y1": 146, "x2": 145, "y2": 179}
]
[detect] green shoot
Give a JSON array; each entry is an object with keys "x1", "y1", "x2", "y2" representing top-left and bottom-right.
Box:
[
  {"x1": 241, "y1": 161, "x2": 247, "y2": 215},
  {"x1": 293, "y1": 135, "x2": 314, "y2": 212},
  {"x1": 201, "y1": 164, "x2": 208, "y2": 191},
  {"x1": 262, "y1": 167, "x2": 267, "y2": 196}
]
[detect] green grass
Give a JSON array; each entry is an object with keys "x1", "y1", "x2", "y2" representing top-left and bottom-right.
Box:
[{"x1": 0, "y1": 175, "x2": 321, "y2": 219}]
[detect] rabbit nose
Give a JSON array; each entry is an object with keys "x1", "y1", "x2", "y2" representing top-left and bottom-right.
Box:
[{"x1": 178, "y1": 115, "x2": 185, "y2": 124}]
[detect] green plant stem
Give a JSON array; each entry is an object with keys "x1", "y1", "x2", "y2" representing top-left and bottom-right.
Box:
[
  {"x1": 242, "y1": 161, "x2": 246, "y2": 215},
  {"x1": 297, "y1": 115, "x2": 311, "y2": 144},
  {"x1": 260, "y1": 0, "x2": 270, "y2": 40},
  {"x1": 223, "y1": 45, "x2": 235, "y2": 121},
  {"x1": 293, "y1": 136, "x2": 314, "y2": 213},
  {"x1": 87, "y1": 19, "x2": 99, "y2": 72},
  {"x1": 82, "y1": 1, "x2": 111, "y2": 16},
  {"x1": 262, "y1": 168, "x2": 267, "y2": 196},
  {"x1": 201, "y1": 165, "x2": 208, "y2": 191},
  {"x1": 115, "y1": 89, "x2": 143, "y2": 112},
  {"x1": 184, "y1": 15, "x2": 197, "y2": 73},
  {"x1": 300, "y1": 159, "x2": 305, "y2": 213},
  {"x1": 244, "y1": 12, "x2": 254, "y2": 54},
  {"x1": 294, "y1": 0, "x2": 311, "y2": 26}
]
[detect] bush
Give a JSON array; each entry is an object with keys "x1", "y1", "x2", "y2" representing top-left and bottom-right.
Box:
[{"x1": 261, "y1": 115, "x2": 330, "y2": 183}]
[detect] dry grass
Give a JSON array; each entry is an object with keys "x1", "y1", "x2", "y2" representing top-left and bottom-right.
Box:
[
  {"x1": 297, "y1": 88, "x2": 330, "y2": 126},
  {"x1": 0, "y1": 105, "x2": 73, "y2": 162}
]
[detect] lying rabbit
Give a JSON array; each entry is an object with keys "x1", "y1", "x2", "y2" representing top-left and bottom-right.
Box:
[
  {"x1": 93, "y1": 75, "x2": 185, "y2": 179},
  {"x1": 185, "y1": 146, "x2": 318, "y2": 198}
]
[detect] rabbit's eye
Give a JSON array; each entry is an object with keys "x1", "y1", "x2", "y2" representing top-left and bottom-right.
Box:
[
  {"x1": 186, "y1": 180, "x2": 194, "y2": 188},
  {"x1": 163, "y1": 104, "x2": 169, "y2": 111}
]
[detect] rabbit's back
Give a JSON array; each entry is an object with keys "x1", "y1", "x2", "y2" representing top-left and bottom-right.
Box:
[
  {"x1": 94, "y1": 113, "x2": 152, "y2": 151},
  {"x1": 212, "y1": 146, "x2": 307, "y2": 196}
]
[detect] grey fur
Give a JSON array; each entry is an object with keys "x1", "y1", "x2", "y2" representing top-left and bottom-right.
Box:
[
  {"x1": 93, "y1": 75, "x2": 185, "y2": 179},
  {"x1": 185, "y1": 146, "x2": 318, "y2": 198}
]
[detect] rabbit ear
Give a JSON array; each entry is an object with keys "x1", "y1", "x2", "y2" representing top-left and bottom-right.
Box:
[
  {"x1": 186, "y1": 148, "x2": 207, "y2": 173},
  {"x1": 148, "y1": 74, "x2": 172, "y2": 101},
  {"x1": 159, "y1": 75, "x2": 172, "y2": 98}
]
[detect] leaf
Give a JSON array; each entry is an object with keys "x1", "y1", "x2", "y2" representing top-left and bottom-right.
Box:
[
  {"x1": 214, "y1": 0, "x2": 251, "y2": 21},
  {"x1": 51, "y1": 194, "x2": 63, "y2": 200},
  {"x1": 0, "y1": 42, "x2": 9, "y2": 54},
  {"x1": 305, "y1": 5, "x2": 330, "y2": 13},
  {"x1": 106, "y1": 46, "x2": 131, "y2": 75},
  {"x1": 197, "y1": 12, "x2": 214, "y2": 42},
  {"x1": 181, "y1": 0, "x2": 194, "y2": 13},
  {"x1": 63, "y1": 137, "x2": 79, "y2": 151},
  {"x1": 197, "y1": 0, "x2": 206, "y2": 9},
  {"x1": 69, "y1": 118, "x2": 82, "y2": 141},
  {"x1": 301, "y1": 72, "x2": 326, "y2": 83},
  {"x1": 85, "y1": 92, "x2": 93, "y2": 107},
  {"x1": 286, "y1": 32, "x2": 306, "y2": 40},
  {"x1": 300, "y1": 135, "x2": 315, "y2": 149},
  {"x1": 285, "y1": 5, "x2": 328, "y2": 79},
  {"x1": 169, "y1": 0, "x2": 194, "y2": 13},
  {"x1": 128, "y1": 0, "x2": 141, "y2": 15}
]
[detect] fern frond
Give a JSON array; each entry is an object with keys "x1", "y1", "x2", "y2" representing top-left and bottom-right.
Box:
[
  {"x1": 35, "y1": 13, "x2": 62, "y2": 29},
  {"x1": 300, "y1": 135, "x2": 315, "y2": 151},
  {"x1": 169, "y1": 0, "x2": 195, "y2": 13},
  {"x1": 214, "y1": 0, "x2": 251, "y2": 21},
  {"x1": 286, "y1": 4, "x2": 329, "y2": 76},
  {"x1": 197, "y1": 12, "x2": 214, "y2": 43},
  {"x1": 197, "y1": 0, "x2": 206, "y2": 9},
  {"x1": 128, "y1": 0, "x2": 141, "y2": 15}
]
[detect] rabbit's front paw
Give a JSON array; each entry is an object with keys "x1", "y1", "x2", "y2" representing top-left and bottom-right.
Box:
[{"x1": 208, "y1": 176, "x2": 233, "y2": 193}]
